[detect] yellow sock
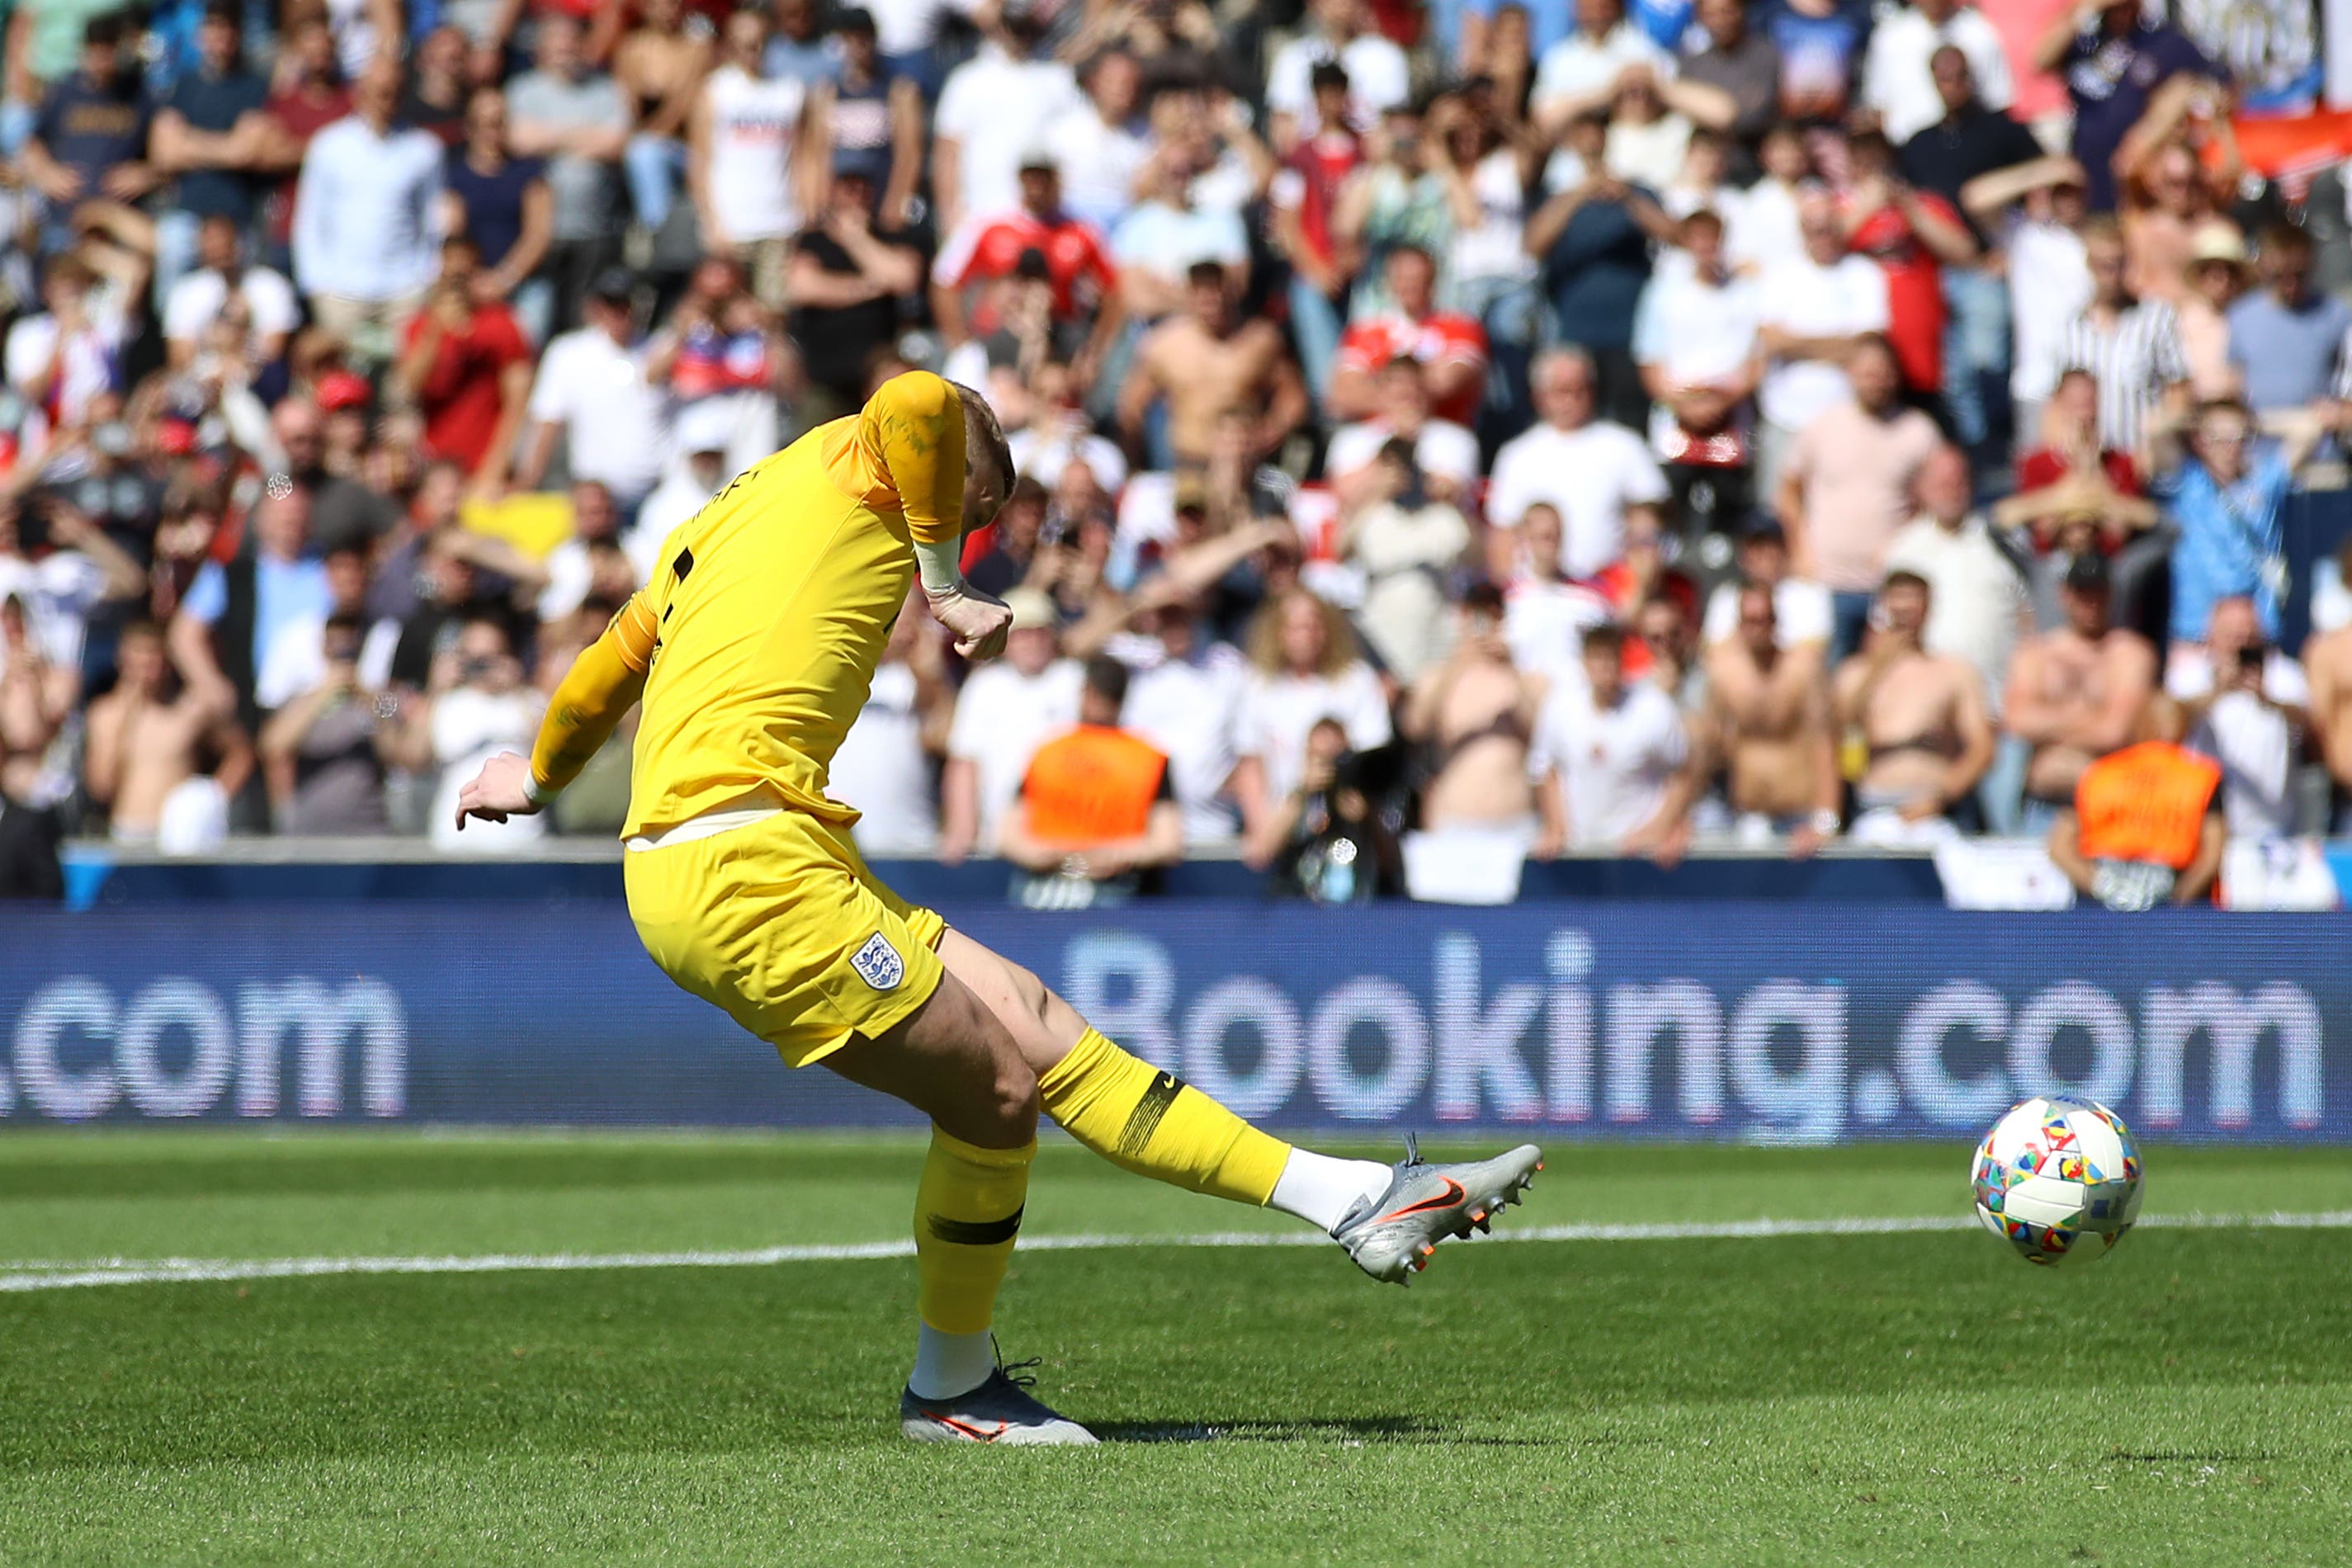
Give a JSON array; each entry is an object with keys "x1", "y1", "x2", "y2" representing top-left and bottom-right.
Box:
[
  {"x1": 914, "y1": 1126, "x2": 1034, "y2": 1335},
  {"x1": 1037, "y1": 1027, "x2": 1291, "y2": 1206}
]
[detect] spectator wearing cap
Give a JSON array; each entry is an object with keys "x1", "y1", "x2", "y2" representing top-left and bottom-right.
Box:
[
  {"x1": 2000, "y1": 550, "x2": 2158, "y2": 833},
  {"x1": 939, "y1": 585, "x2": 1084, "y2": 862},
  {"x1": 1329, "y1": 246, "x2": 1489, "y2": 429},
  {"x1": 1042, "y1": 46, "x2": 1147, "y2": 237},
  {"x1": 931, "y1": 145, "x2": 1120, "y2": 374},
  {"x1": 1755, "y1": 190, "x2": 1892, "y2": 498},
  {"x1": 1633, "y1": 205, "x2": 1764, "y2": 545},
  {"x1": 1777, "y1": 334, "x2": 1942, "y2": 661},
  {"x1": 1862, "y1": 0, "x2": 2013, "y2": 147},
  {"x1": 998, "y1": 653, "x2": 1183, "y2": 898},
  {"x1": 2175, "y1": 222, "x2": 2247, "y2": 400},
  {"x1": 1700, "y1": 515, "x2": 1834, "y2": 649},
  {"x1": 786, "y1": 163, "x2": 922, "y2": 423},
  {"x1": 517, "y1": 269, "x2": 667, "y2": 513},
  {"x1": 20, "y1": 16, "x2": 158, "y2": 256},
  {"x1": 1231, "y1": 586, "x2": 1392, "y2": 867},
  {"x1": 1882, "y1": 444, "x2": 2030, "y2": 717},
  {"x1": 1532, "y1": 621, "x2": 1695, "y2": 859},
  {"x1": 1265, "y1": 0, "x2": 1410, "y2": 154},
  {"x1": 505, "y1": 15, "x2": 631, "y2": 333},
  {"x1": 442, "y1": 86, "x2": 556, "y2": 347},
  {"x1": 394, "y1": 236, "x2": 534, "y2": 491},
  {"x1": 163, "y1": 213, "x2": 297, "y2": 372},
  {"x1": 691, "y1": 7, "x2": 820, "y2": 309},
  {"x1": 147, "y1": 2, "x2": 271, "y2": 308},
  {"x1": 293, "y1": 58, "x2": 446, "y2": 365},
  {"x1": 808, "y1": 8, "x2": 923, "y2": 229},
  {"x1": 929, "y1": 0, "x2": 1084, "y2": 238},
  {"x1": 1487, "y1": 346, "x2": 1668, "y2": 583},
  {"x1": 2227, "y1": 224, "x2": 2352, "y2": 421}
]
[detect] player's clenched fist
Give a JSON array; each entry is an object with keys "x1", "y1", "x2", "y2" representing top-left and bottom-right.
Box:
[{"x1": 924, "y1": 583, "x2": 1013, "y2": 661}]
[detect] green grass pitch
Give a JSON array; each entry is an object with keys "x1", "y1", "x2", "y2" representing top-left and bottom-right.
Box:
[{"x1": 2, "y1": 1131, "x2": 2349, "y2": 1566}]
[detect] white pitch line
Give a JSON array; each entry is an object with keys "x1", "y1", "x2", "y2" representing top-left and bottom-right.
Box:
[{"x1": 1, "y1": 1209, "x2": 2347, "y2": 1295}]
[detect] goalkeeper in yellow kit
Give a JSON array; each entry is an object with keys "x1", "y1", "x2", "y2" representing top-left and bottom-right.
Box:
[{"x1": 455, "y1": 371, "x2": 1542, "y2": 1444}]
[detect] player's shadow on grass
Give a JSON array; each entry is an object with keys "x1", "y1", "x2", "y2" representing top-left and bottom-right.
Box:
[{"x1": 1093, "y1": 1417, "x2": 1570, "y2": 1447}]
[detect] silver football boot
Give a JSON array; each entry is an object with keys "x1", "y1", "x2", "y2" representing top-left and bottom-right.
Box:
[
  {"x1": 1329, "y1": 1134, "x2": 1543, "y2": 1284},
  {"x1": 900, "y1": 1359, "x2": 1098, "y2": 1446}
]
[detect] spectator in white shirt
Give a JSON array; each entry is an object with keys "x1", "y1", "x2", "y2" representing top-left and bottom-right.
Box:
[
  {"x1": 1265, "y1": 0, "x2": 1410, "y2": 153},
  {"x1": 1044, "y1": 47, "x2": 1150, "y2": 234},
  {"x1": 1755, "y1": 190, "x2": 1892, "y2": 496},
  {"x1": 1862, "y1": 0, "x2": 2014, "y2": 146},
  {"x1": 421, "y1": 616, "x2": 546, "y2": 852},
  {"x1": 830, "y1": 597, "x2": 956, "y2": 856},
  {"x1": 1344, "y1": 437, "x2": 1474, "y2": 682},
  {"x1": 292, "y1": 59, "x2": 445, "y2": 364},
  {"x1": 4, "y1": 255, "x2": 129, "y2": 460},
  {"x1": 1702, "y1": 516, "x2": 1835, "y2": 649},
  {"x1": 939, "y1": 587, "x2": 1084, "y2": 861},
  {"x1": 1233, "y1": 586, "x2": 1393, "y2": 864},
  {"x1": 1485, "y1": 346, "x2": 1669, "y2": 581},
  {"x1": 1726, "y1": 122, "x2": 1811, "y2": 276},
  {"x1": 929, "y1": 4, "x2": 1083, "y2": 236},
  {"x1": 1503, "y1": 503, "x2": 1617, "y2": 681},
  {"x1": 1325, "y1": 356, "x2": 1481, "y2": 509},
  {"x1": 1634, "y1": 205, "x2": 1765, "y2": 543},
  {"x1": 1531, "y1": 621, "x2": 1694, "y2": 858},
  {"x1": 163, "y1": 214, "x2": 297, "y2": 371},
  {"x1": 2170, "y1": 594, "x2": 2309, "y2": 839},
  {"x1": 516, "y1": 269, "x2": 668, "y2": 512},
  {"x1": 1533, "y1": 0, "x2": 1675, "y2": 138},
  {"x1": 1882, "y1": 443, "x2": 2031, "y2": 715},
  {"x1": 1117, "y1": 589, "x2": 1249, "y2": 843}
]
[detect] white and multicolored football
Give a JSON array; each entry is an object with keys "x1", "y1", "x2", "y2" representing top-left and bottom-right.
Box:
[{"x1": 1971, "y1": 1097, "x2": 2143, "y2": 1267}]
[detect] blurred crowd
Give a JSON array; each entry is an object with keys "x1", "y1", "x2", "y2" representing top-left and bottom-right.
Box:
[{"x1": 2, "y1": 0, "x2": 2351, "y2": 901}]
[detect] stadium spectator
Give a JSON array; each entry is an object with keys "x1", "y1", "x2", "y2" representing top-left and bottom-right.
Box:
[
  {"x1": 1486, "y1": 346, "x2": 1667, "y2": 582},
  {"x1": 536, "y1": 480, "x2": 634, "y2": 623},
  {"x1": 2169, "y1": 594, "x2": 2309, "y2": 840},
  {"x1": 2306, "y1": 555, "x2": 2352, "y2": 834},
  {"x1": 2033, "y1": 0, "x2": 2215, "y2": 213},
  {"x1": 294, "y1": 58, "x2": 445, "y2": 364},
  {"x1": 1863, "y1": 0, "x2": 2013, "y2": 147},
  {"x1": 689, "y1": 7, "x2": 816, "y2": 309},
  {"x1": 1119, "y1": 262, "x2": 1304, "y2": 470},
  {"x1": 0, "y1": 489, "x2": 143, "y2": 675},
  {"x1": 1113, "y1": 585, "x2": 1248, "y2": 845},
  {"x1": 808, "y1": 10, "x2": 919, "y2": 229},
  {"x1": 1400, "y1": 583, "x2": 1540, "y2": 834},
  {"x1": 1531, "y1": 0, "x2": 1675, "y2": 137},
  {"x1": 6, "y1": 253, "x2": 130, "y2": 461},
  {"x1": 0, "y1": 586, "x2": 75, "y2": 816},
  {"x1": 1882, "y1": 443, "x2": 2031, "y2": 713},
  {"x1": 2046, "y1": 699, "x2": 2224, "y2": 909},
  {"x1": 613, "y1": 0, "x2": 709, "y2": 238},
  {"x1": 1632, "y1": 205, "x2": 1763, "y2": 545},
  {"x1": 829, "y1": 598, "x2": 953, "y2": 856},
  {"x1": 1325, "y1": 356, "x2": 1481, "y2": 508},
  {"x1": 928, "y1": 1, "x2": 1081, "y2": 238},
  {"x1": 257, "y1": 609, "x2": 394, "y2": 834},
  {"x1": 1775, "y1": 334, "x2": 1943, "y2": 659},
  {"x1": 761, "y1": 0, "x2": 837, "y2": 87},
  {"x1": 939, "y1": 586, "x2": 1081, "y2": 862},
  {"x1": 1263, "y1": 714, "x2": 1405, "y2": 901},
  {"x1": 1502, "y1": 503, "x2": 1616, "y2": 682},
  {"x1": 1525, "y1": 112, "x2": 1674, "y2": 429},
  {"x1": 517, "y1": 269, "x2": 667, "y2": 513},
  {"x1": 1833, "y1": 569, "x2": 1995, "y2": 843},
  {"x1": 442, "y1": 87, "x2": 555, "y2": 347},
  {"x1": 1755, "y1": 191, "x2": 1892, "y2": 495},
  {"x1": 2226, "y1": 224, "x2": 2352, "y2": 421},
  {"x1": 395, "y1": 236, "x2": 534, "y2": 488},
  {"x1": 83, "y1": 617, "x2": 248, "y2": 848},
  {"x1": 2175, "y1": 222, "x2": 2248, "y2": 402},
  {"x1": 21, "y1": 16, "x2": 157, "y2": 258},
  {"x1": 414, "y1": 613, "x2": 545, "y2": 852},
  {"x1": 2051, "y1": 220, "x2": 2189, "y2": 473},
  {"x1": 2155, "y1": 397, "x2": 2325, "y2": 659},
  {"x1": 1234, "y1": 586, "x2": 1391, "y2": 866},
  {"x1": 169, "y1": 481, "x2": 331, "y2": 720},
  {"x1": 1268, "y1": 61, "x2": 1363, "y2": 404},
  {"x1": 2115, "y1": 94, "x2": 2233, "y2": 307},
  {"x1": 1329, "y1": 246, "x2": 1488, "y2": 427},
  {"x1": 148, "y1": 2, "x2": 271, "y2": 306},
  {"x1": 399, "y1": 25, "x2": 470, "y2": 148},
  {"x1": 1531, "y1": 620, "x2": 1693, "y2": 858},
  {"x1": 505, "y1": 16, "x2": 631, "y2": 332},
  {"x1": 0, "y1": 656, "x2": 64, "y2": 891},
  {"x1": 997, "y1": 653, "x2": 1183, "y2": 898},
  {"x1": 2001, "y1": 553, "x2": 2158, "y2": 831},
  {"x1": 1682, "y1": 0, "x2": 1780, "y2": 155},
  {"x1": 162, "y1": 213, "x2": 296, "y2": 371},
  {"x1": 1698, "y1": 581, "x2": 1840, "y2": 856},
  {"x1": 1342, "y1": 438, "x2": 1473, "y2": 682},
  {"x1": 929, "y1": 146, "x2": 1118, "y2": 370}
]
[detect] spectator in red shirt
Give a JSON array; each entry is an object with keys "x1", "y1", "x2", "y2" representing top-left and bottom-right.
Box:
[
  {"x1": 930, "y1": 147, "x2": 1123, "y2": 385},
  {"x1": 1328, "y1": 246, "x2": 1488, "y2": 426},
  {"x1": 1841, "y1": 127, "x2": 1978, "y2": 402},
  {"x1": 394, "y1": 237, "x2": 534, "y2": 492},
  {"x1": 1270, "y1": 62, "x2": 1365, "y2": 403}
]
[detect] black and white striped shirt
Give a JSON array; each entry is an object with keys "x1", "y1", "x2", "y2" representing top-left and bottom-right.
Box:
[{"x1": 2061, "y1": 300, "x2": 2189, "y2": 457}]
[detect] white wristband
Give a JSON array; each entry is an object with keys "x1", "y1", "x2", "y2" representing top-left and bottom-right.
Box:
[
  {"x1": 523, "y1": 772, "x2": 559, "y2": 806},
  {"x1": 912, "y1": 537, "x2": 964, "y2": 597}
]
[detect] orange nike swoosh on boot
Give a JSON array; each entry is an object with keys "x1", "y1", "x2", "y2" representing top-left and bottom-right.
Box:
[{"x1": 1376, "y1": 1178, "x2": 1466, "y2": 1223}]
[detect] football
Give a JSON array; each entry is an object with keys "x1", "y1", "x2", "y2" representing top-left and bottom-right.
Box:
[{"x1": 1971, "y1": 1097, "x2": 2145, "y2": 1267}]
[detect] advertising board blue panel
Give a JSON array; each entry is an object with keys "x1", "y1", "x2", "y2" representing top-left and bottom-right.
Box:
[{"x1": 4, "y1": 903, "x2": 2344, "y2": 1140}]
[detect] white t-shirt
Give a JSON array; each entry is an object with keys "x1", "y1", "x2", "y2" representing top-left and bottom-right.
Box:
[
  {"x1": 1531, "y1": 24, "x2": 1674, "y2": 121},
  {"x1": 1449, "y1": 147, "x2": 1539, "y2": 289},
  {"x1": 830, "y1": 659, "x2": 941, "y2": 855},
  {"x1": 934, "y1": 47, "x2": 1083, "y2": 224},
  {"x1": 1325, "y1": 418, "x2": 1481, "y2": 489},
  {"x1": 1604, "y1": 114, "x2": 1692, "y2": 192},
  {"x1": 1236, "y1": 661, "x2": 1392, "y2": 802},
  {"x1": 1008, "y1": 423, "x2": 1128, "y2": 492},
  {"x1": 0, "y1": 548, "x2": 107, "y2": 670},
  {"x1": 527, "y1": 327, "x2": 668, "y2": 499},
  {"x1": 1503, "y1": 578, "x2": 1616, "y2": 683},
  {"x1": 1862, "y1": 7, "x2": 2014, "y2": 146},
  {"x1": 1111, "y1": 200, "x2": 1249, "y2": 281},
  {"x1": 1882, "y1": 514, "x2": 2029, "y2": 717},
  {"x1": 1757, "y1": 253, "x2": 1892, "y2": 432},
  {"x1": 428, "y1": 686, "x2": 546, "y2": 850},
  {"x1": 1631, "y1": 267, "x2": 1763, "y2": 457},
  {"x1": 5, "y1": 294, "x2": 129, "y2": 441},
  {"x1": 1701, "y1": 575, "x2": 1835, "y2": 647},
  {"x1": 163, "y1": 267, "x2": 300, "y2": 346},
  {"x1": 2008, "y1": 217, "x2": 2094, "y2": 404},
  {"x1": 1264, "y1": 31, "x2": 1410, "y2": 135},
  {"x1": 1529, "y1": 678, "x2": 1687, "y2": 847},
  {"x1": 1485, "y1": 420, "x2": 1670, "y2": 579},
  {"x1": 1121, "y1": 639, "x2": 1247, "y2": 843},
  {"x1": 2169, "y1": 650, "x2": 2309, "y2": 840},
  {"x1": 1044, "y1": 103, "x2": 1149, "y2": 233},
  {"x1": 1727, "y1": 179, "x2": 1803, "y2": 276},
  {"x1": 947, "y1": 657, "x2": 1084, "y2": 849},
  {"x1": 702, "y1": 65, "x2": 807, "y2": 243}
]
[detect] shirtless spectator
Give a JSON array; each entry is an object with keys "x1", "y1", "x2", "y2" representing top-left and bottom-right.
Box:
[
  {"x1": 1699, "y1": 583, "x2": 1840, "y2": 856},
  {"x1": 1327, "y1": 247, "x2": 1489, "y2": 427},
  {"x1": 83, "y1": 620, "x2": 252, "y2": 849},
  {"x1": 1118, "y1": 262, "x2": 1306, "y2": 470},
  {"x1": 2001, "y1": 554, "x2": 2157, "y2": 831},
  {"x1": 1832, "y1": 570, "x2": 1994, "y2": 845},
  {"x1": 2307, "y1": 575, "x2": 2352, "y2": 835},
  {"x1": 1531, "y1": 622, "x2": 1695, "y2": 862},
  {"x1": 1775, "y1": 334, "x2": 1941, "y2": 660},
  {"x1": 1399, "y1": 585, "x2": 1541, "y2": 836}
]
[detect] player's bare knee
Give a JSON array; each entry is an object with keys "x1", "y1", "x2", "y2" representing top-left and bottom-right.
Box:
[{"x1": 993, "y1": 1059, "x2": 1041, "y2": 1141}]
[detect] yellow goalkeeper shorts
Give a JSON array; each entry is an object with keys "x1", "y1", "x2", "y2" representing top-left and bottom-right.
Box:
[{"x1": 624, "y1": 805, "x2": 947, "y2": 1069}]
